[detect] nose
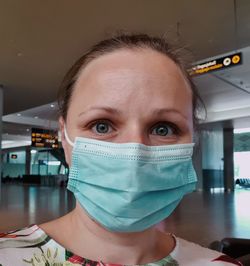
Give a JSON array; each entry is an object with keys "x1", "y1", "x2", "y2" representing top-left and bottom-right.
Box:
[{"x1": 118, "y1": 125, "x2": 148, "y2": 145}]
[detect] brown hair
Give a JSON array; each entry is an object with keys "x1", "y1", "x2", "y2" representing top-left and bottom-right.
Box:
[{"x1": 57, "y1": 33, "x2": 205, "y2": 128}]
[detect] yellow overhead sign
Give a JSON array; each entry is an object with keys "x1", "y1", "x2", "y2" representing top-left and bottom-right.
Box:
[
  {"x1": 31, "y1": 128, "x2": 59, "y2": 148},
  {"x1": 189, "y1": 52, "x2": 242, "y2": 76}
]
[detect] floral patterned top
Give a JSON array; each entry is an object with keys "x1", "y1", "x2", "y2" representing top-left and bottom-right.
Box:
[{"x1": 0, "y1": 225, "x2": 242, "y2": 266}]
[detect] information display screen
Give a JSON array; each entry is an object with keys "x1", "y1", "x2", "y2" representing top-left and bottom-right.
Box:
[
  {"x1": 189, "y1": 52, "x2": 242, "y2": 76},
  {"x1": 31, "y1": 128, "x2": 59, "y2": 148}
]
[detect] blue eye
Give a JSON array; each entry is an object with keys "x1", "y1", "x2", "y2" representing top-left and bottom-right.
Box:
[
  {"x1": 92, "y1": 122, "x2": 111, "y2": 134},
  {"x1": 152, "y1": 124, "x2": 174, "y2": 136}
]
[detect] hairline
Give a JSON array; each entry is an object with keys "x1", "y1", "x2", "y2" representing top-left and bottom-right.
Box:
[
  {"x1": 70, "y1": 46, "x2": 194, "y2": 113},
  {"x1": 57, "y1": 35, "x2": 204, "y2": 131}
]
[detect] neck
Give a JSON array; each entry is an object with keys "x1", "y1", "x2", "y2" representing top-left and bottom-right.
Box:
[{"x1": 67, "y1": 202, "x2": 173, "y2": 264}]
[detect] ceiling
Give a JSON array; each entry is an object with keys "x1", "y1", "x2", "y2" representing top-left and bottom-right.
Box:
[
  {"x1": 1, "y1": 0, "x2": 250, "y2": 114},
  {"x1": 1, "y1": 0, "x2": 250, "y2": 148}
]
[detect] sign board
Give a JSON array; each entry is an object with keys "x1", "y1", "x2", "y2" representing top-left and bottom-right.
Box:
[
  {"x1": 189, "y1": 52, "x2": 242, "y2": 76},
  {"x1": 31, "y1": 128, "x2": 59, "y2": 148}
]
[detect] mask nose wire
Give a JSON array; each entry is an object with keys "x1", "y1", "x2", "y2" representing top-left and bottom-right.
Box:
[{"x1": 64, "y1": 127, "x2": 74, "y2": 147}]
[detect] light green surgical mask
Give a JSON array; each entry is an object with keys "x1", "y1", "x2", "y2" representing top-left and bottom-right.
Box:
[{"x1": 65, "y1": 129, "x2": 197, "y2": 232}]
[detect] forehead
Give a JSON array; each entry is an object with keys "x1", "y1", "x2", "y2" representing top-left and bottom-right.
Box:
[
  {"x1": 69, "y1": 48, "x2": 192, "y2": 117},
  {"x1": 76, "y1": 48, "x2": 189, "y2": 88}
]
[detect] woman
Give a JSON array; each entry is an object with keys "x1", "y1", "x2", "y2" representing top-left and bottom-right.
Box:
[{"x1": 0, "y1": 34, "x2": 241, "y2": 266}]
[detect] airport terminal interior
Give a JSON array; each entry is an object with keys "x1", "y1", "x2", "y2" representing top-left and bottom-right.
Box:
[{"x1": 0, "y1": 0, "x2": 250, "y2": 256}]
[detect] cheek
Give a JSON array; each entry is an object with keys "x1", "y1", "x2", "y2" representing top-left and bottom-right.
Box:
[
  {"x1": 186, "y1": 105, "x2": 194, "y2": 141},
  {"x1": 188, "y1": 124, "x2": 194, "y2": 143},
  {"x1": 186, "y1": 120, "x2": 194, "y2": 141},
  {"x1": 180, "y1": 116, "x2": 194, "y2": 143}
]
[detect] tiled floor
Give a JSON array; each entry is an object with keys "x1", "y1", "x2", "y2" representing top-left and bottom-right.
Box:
[{"x1": 0, "y1": 184, "x2": 250, "y2": 247}]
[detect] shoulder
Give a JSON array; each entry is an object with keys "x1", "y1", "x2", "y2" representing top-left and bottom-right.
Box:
[
  {"x1": 0, "y1": 225, "x2": 66, "y2": 266},
  {"x1": 169, "y1": 236, "x2": 242, "y2": 266}
]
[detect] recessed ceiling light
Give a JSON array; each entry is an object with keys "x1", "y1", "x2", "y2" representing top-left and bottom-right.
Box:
[
  {"x1": 34, "y1": 116, "x2": 38, "y2": 119},
  {"x1": 17, "y1": 113, "x2": 21, "y2": 116},
  {"x1": 50, "y1": 104, "x2": 55, "y2": 108},
  {"x1": 26, "y1": 128, "x2": 30, "y2": 132}
]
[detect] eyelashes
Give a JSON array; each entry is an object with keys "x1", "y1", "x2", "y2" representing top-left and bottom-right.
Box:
[
  {"x1": 89, "y1": 120, "x2": 114, "y2": 135},
  {"x1": 151, "y1": 122, "x2": 179, "y2": 136},
  {"x1": 82, "y1": 119, "x2": 181, "y2": 138}
]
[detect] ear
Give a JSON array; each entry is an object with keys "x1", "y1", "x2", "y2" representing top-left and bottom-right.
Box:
[
  {"x1": 59, "y1": 116, "x2": 66, "y2": 146},
  {"x1": 59, "y1": 116, "x2": 72, "y2": 166}
]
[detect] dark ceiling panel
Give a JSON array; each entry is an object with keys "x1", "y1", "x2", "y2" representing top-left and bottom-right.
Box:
[{"x1": 0, "y1": 0, "x2": 250, "y2": 114}]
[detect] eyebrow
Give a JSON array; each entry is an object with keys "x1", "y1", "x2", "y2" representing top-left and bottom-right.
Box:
[
  {"x1": 78, "y1": 106, "x2": 188, "y2": 120},
  {"x1": 151, "y1": 108, "x2": 189, "y2": 120},
  {"x1": 78, "y1": 106, "x2": 122, "y2": 117}
]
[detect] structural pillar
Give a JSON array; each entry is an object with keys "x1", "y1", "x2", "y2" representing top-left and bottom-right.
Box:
[
  {"x1": 193, "y1": 139, "x2": 203, "y2": 191},
  {"x1": 201, "y1": 129, "x2": 224, "y2": 190},
  {"x1": 25, "y1": 146, "x2": 31, "y2": 175},
  {"x1": 223, "y1": 128, "x2": 235, "y2": 192}
]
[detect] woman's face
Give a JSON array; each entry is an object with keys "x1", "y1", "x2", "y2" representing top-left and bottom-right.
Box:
[{"x1": 61, "y1": 48, "x2": 193, "y2": 164}]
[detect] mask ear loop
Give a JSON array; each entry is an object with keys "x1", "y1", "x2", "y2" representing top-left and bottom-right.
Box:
[{"x1": 64, "y1": 127, "x2": 74, "y2": 147}]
